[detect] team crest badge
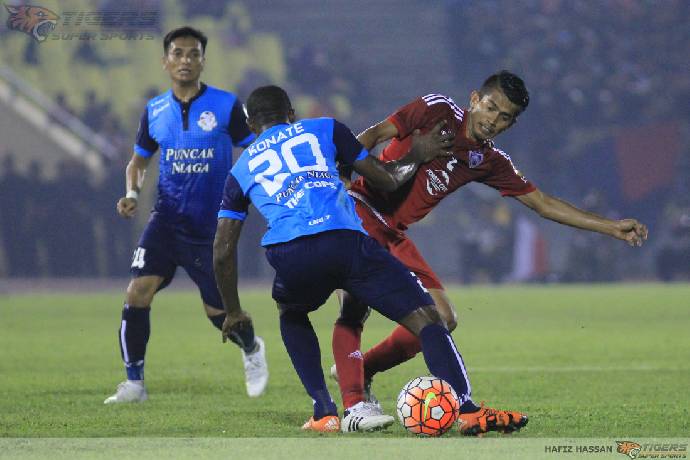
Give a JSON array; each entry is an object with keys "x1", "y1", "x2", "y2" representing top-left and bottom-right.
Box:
[
  {"x1": 197, "y1": 111, "x2": 217, "y2": 132},
  {"x1": 4, "y1": 3, "x2": 59, "y2": 42},
  {"x1": 468, "y1": 150, "x2": 484, "y2": 168}
]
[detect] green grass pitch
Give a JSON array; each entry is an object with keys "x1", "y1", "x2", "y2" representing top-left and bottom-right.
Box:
[{"x1": 1, "y1": 283, "x2": 688, "y2": 442}]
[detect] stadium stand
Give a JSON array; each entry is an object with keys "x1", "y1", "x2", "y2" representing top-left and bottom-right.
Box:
[{"x1": 0, "y1": 0, "x2": 687, "y2": 281}]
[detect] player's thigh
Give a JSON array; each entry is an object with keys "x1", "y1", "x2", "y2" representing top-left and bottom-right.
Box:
[
  {"x1": 344, "y1": 234, "x2": 433, "y2": 323},
  {"x1": 265, "y1": 234, "x2": 341, "y2": 313},
  {"x1": 388, "y1": 235, "x2": 457, "y2": 328},
  {"x1": 389, "y1": 234, "x2": 444, "y2": 291},
  {"x1": 178, "y1": 240, "x2": 224, "y2": 312},
  {"x1": 128, "y1": 216, "x2": 178, "y2": 306}
]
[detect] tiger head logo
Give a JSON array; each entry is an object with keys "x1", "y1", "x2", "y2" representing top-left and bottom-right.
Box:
[
  {"x1": 617, "y1": 441, "x2": 642, "y2": 459},
  {"x1": 4, "y1": 4, "x2": 59, "y2": 42}
]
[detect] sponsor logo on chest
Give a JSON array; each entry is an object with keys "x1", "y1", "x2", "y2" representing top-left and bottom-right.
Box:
[
  {"x1": 424, "y1": 157, "x2": 459, "y2": 196},
  {"x1": 425, "y1": 168, "x2": 449, "y2": 195},
  {"x1": 165, "y1": 147, "x2": 215, "y2": 175}
]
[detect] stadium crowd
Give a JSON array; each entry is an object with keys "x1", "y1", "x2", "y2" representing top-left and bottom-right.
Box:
[
  {"x1": 0, "y1": 0, "x2": 687, "y2": 280},
  {"x1": 449, "y1": 0, "x2": 689, "y2": 191}
]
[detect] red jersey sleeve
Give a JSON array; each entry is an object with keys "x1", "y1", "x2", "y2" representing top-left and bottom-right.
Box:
[
  {"x1": 388, "y1": 97, "x2": 428, "y2": 139},
  {"x1": 388, "y1": 96, "x2": 455, "y2": 139},
  {"x1": 481, "y1": 148, "x2": 537, "y2": 196}
]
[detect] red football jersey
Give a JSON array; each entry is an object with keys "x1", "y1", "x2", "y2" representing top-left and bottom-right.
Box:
[{"x1": 349, "y1": 94, "x2": 536, "y2": 232}]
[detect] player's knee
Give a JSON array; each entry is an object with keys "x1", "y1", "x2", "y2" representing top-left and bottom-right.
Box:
[
  {"x1": 337, "y1": 291, "x2": 369, "y2": 325},
  {"x1": 126, "y1": 279, "x2": 157, "y2": 306},
  {"x1": 399, "y1": 305, "x2": 444, "y2": 336},
  {"x1": 335, "y1": 316, "x2": 364, "y2": 330},
  {"x1": 429, "y1": 290, "x2": 457, "y2": 331},
  {"x1": 337, "y1": 303, "x2": 369, "y2": 328},
  {"x1": 204, "y1": 304, "x2": 224, "y2": 317},
  {"x1": 441, "y1": 309, "x2": 458, "y2": 332}
]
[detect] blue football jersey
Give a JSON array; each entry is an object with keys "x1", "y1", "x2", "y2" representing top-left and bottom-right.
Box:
[
  {"x1": 134, "y1": 83, "x2": 254, "y2": 242},
  {"x1": 219, "y1": 118, "x2": 369, "y2": 246}
]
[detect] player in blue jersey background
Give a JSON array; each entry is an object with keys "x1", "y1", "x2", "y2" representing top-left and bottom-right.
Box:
[
  {"x1": 213, "y1": 85, "x2": 488, "y2": 433},
  {"x1": 105, "y1": 27, "x2": 268, "y2": 404}
]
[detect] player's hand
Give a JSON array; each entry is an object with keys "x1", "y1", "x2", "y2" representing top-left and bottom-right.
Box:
[
  {"x1": 612, "y1": 219, "x2": 648, "y2": 247},
  {"x1": 221, "y1": 309, "x2": 253, "y2": 344},
  {"x1": 410, "y1": 120, "x2": 455, "y2": 163},
  {"x1": 117, "y1": 197, "x2": 138, "y2": 218}
]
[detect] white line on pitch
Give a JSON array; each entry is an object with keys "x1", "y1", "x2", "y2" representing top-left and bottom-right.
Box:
[{"x1": 469, "y1": 365, "x2": 688, "y2": 373}]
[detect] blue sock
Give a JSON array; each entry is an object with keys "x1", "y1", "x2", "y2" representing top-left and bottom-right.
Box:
[
  {"x1": 280, "y1": 309, "x2": 337, "y2": 419},
  {"x1": 118, "y1": 304, "x2": 150, "y2": 381},
  {"x1": 209, "y1": 313, "x2": 257, "y2": 353},
  {"x1": 418, "y1": 323, "x2": 475, "y2": 407}
]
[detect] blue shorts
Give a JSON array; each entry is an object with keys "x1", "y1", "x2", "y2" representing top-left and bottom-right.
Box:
[
  {"x1": 130, "y1": 214, "x2": 222, "y2": 309},
  {"x1": 265, "y1": 230, "x2": 433, "y2": 322}
]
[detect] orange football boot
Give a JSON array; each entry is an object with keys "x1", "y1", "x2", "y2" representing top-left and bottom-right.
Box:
[
  {"x1": 301, "y1": 415, "x2": 341, "y2": 432},
  {"x1": 458, "y1": 403, "x2": 528, "y2": 436}
]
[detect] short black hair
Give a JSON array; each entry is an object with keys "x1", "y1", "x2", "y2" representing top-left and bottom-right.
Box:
[
  {"x1": 246, "y1": 85, "x2": 293, "y2": 125},
  {"x1": 480, "y1": 70, "x2": 529, "y2": 113},
  {"x1": 163, "y1": 26, "x2": 207, "y2": 55}
]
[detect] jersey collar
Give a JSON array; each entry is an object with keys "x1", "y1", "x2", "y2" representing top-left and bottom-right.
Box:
[
  {"x1": 171, "y1": 82, "x2": 208, "y2": 105},
  {"x1": 258, "y1": 122, "x2": 290, "y2": 138}
]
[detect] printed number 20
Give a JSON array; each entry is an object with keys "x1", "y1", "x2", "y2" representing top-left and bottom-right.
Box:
[{"x1": 248, "y1": 133, "x2": 328, "y2": 196}]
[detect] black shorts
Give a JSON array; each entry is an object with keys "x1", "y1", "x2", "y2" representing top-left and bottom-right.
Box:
[
  {"x1": 130, "y1": 214, "x2": 223, "y2": 309},
  {"x1": 265, "y1": 230, "x2": 433, "y2": 322}
]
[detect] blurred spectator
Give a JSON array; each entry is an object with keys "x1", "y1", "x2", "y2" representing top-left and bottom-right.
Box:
[
  {"x1": 0, "y1": 155, "x2": 35, "y2": 276},
  {"x1": 655, "y1": 200, "x2": 690, "y2": 281},
  {"x1": 82, "y1": 90, "x2": 109, "y2": 132},
  {"x1": 458, "y1": 199, "x2": 514, "y2": 283},
  {"x1": 0, "y1": 0, "x2": 685, "y2": 281},
  {"x1": 561, "y1": 190, "x2": 620, "y2": 282}
]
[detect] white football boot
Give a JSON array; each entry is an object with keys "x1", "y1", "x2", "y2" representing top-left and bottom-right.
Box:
[
  {"x1": 242, "y1": 336, "x2": 268, "y2": 397},
  {"x1": 104, "y1": 380, "x2": 148, "y2": 404},
  {"x1": 341, "y1": 401, "x2": 395, "y2": 433}
]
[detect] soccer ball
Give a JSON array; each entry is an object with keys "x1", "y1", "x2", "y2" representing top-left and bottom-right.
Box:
[{"x1": 396, "y1": 376, "x2": 460, "y2": 436}]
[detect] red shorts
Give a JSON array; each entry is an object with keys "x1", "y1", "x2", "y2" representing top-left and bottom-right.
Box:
[{"x1": 354, "y1": 199, "x2": 443, "y2": 290}]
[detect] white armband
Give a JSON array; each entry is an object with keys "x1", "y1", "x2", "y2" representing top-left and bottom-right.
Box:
[{"x1": 126, "y1": 190, "x2": 139, "y2": 200}]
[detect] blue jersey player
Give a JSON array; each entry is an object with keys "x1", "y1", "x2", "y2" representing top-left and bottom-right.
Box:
[
  {"x1": 105, "y1": 27, "x2": 268, "y2": 404},
  {"x1": 214, "y1": 85, "x2": 482, "y2": 433}
]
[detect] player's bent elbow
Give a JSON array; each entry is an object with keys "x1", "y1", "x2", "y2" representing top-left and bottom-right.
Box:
[
  {"x1": 378, "y1": 180, "x2": 399, "y2": 193},
  {"x1": 364, "y1": 174, "x2": 398, "y2": 192}
]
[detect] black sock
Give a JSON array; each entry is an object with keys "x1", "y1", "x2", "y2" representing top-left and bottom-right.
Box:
[
  {"x1": 280, "y1": 309, "x2": 337, "y2": 419},
  {"x1": 209, "y1": 313, "x2": 256, "y2": 354},
  {"x1": 118, "y1": 304, "x2": 150, "y2": 380}
]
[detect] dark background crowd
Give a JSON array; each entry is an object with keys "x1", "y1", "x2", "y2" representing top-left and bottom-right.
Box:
[{"x1": 0, "y1": 0, "x2": 688, "y2": 281}]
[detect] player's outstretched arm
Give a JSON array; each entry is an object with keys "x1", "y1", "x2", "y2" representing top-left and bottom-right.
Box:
[
  {"x1": 352, "y1": 121, "x2": 454, "y2": 192},
  {"x1": 515, "y1": 189, "x2": 648, "y2": 247},
  {"x1": 116, "y1": 153, "x2": 151, "y2": 218},
  {"x1": 213, "y1": 217, "x2": 253, "y2": 342}
]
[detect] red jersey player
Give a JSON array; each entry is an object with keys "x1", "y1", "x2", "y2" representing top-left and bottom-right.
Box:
[{"x1": 332, "y1": 71, "x2": 648, "y2": 435}]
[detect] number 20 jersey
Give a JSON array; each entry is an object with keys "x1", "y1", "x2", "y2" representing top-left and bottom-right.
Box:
[{"x1": 219, "y1": 118, "x2": 369, "y2": 246}]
